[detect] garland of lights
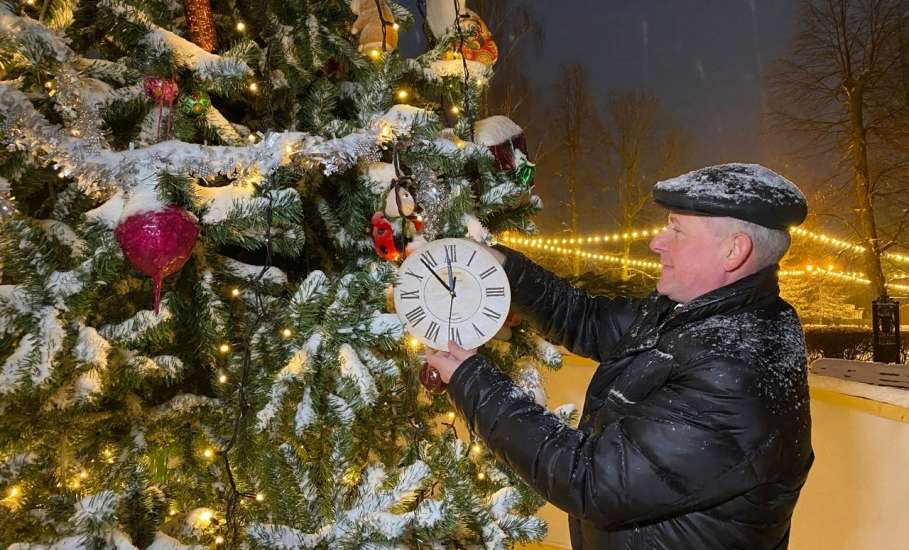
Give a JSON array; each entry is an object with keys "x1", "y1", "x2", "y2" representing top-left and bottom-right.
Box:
[
  {"x1": 501, "y1": 236, "x2": 909, "y2": 293},
  {"x1": 503, "y1": 225, "x2": 909, "y2": 267}
]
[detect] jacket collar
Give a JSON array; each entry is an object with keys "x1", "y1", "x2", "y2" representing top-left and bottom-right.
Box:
[
  {"x1": 662, "y1": 263, "x2": 781, "y2": 329},
  {"x1": 602, "y1": 264, "x2": 781, "y2": 361}
]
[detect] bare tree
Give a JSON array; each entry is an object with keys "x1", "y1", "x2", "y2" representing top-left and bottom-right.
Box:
[
  {"x1": 770, "y1": 0, "x2": 909, "y2": 300},
  {"x1": 554, "y1": 63, "x2": 598, "y2": 237},
  {"x1": 600, "y1": 91, "x2": 687, "y2": 279}
]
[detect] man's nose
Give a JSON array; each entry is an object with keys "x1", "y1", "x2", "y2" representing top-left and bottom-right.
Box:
[{"x1": 650, "y1": 230, "x2": 668, "y2": 253}]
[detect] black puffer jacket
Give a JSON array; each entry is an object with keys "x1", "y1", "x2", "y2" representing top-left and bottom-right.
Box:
[{"x1": 448, "y1": 247, "x2": 813, "y2": 549}]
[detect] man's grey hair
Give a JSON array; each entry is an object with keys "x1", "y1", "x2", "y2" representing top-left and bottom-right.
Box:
[{"x1": 708, "y1": 217, "x2": 791, "y2": 269}]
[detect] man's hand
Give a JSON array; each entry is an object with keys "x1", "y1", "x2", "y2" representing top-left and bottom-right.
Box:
[{"x1": 425, "y1": 341, "x2": 478, "y2": 383}]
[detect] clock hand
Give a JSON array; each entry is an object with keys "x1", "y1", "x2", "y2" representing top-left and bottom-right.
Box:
[
  {"x1": 425, "y1": 266, "x2": 454, "y2": 295},
  {"x1": 447, "y1": 289, "x2": 455, "y2": 345},
  {"x1": 445, "y1": 250, "x2": 457, "y2": 296}
]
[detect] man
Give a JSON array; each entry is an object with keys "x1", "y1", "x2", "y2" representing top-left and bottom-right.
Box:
[{"x1": 426, "y1": 163, "x2": 814, "y2": 549}]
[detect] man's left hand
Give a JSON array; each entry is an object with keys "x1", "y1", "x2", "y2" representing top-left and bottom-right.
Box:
[{"x1": 425, "y1": 341, "x2": 478, "y2": 383}]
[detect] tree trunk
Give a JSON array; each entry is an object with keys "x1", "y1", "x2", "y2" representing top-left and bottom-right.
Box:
[
  {"x1": 846, "y1": 83, "x2": 887, "y2": 299},
  {"x1": 567, "y1": 145, "x2": 579, "y2": 276}
]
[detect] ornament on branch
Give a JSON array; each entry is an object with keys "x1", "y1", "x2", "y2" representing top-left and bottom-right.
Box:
[
  {"x1": 412, "y1": 167, "x2": 447, "y2": 241},
  {"x1": 419, "y1": 362, "x2": 446, "y2": 394},
  {"x1": 370, "y1": 149, "x2": 429, "y2": 262},
  {"x1": 143, "y1": 77, "x2": 179, "y2": 142},
  {"x1": 115, "y1": 206, "x2": 199, "y2": 314},
  {"x1": 182, "y1": 0, "x2": 219, "y2": 52},
  {"x1": 474, "y1": 115, "x2": 534, "y2": 185},
  {"x1": 444, "y1": 10, "x2": 497, "y2": 65},
  {"x1": 371, "y1": 184, "x2": 425, "y2": 262},
  {"x1": 0, "y1": 196, "x2": 16, "y2": 220},
  {"x1": 371, "y1": 211, "x2": 400, "y2": 261},
  {"x1": 350, "y1": 0, "x2": 399, "y2": 53},
  {"x1": 426, "y1": 0, "x2": 497, "y2": 78},
  {"x1": 178, "y1": 91, "x2": 211, "y2": 118}
]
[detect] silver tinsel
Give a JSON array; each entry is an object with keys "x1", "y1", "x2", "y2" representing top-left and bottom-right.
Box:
[
  {"x1": 309, "y1": 131, "x2": 381, "y2": 175},
  {"x1": 53, "y1": 70, "x2": 108, "y2": 152},
  {"x1": 413, "y1": 166, "x2": 447, "y2": 241}
]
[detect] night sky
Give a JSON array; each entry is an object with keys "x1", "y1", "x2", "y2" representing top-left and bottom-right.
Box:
[
  {"x1": 518, "y1": 0, "x2": 800, "y2": 164},
  {"x1": 399, "y1": 1, "x2": 806, "y2": 233}
]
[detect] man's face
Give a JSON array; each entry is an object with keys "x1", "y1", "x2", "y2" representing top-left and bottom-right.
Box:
[{"x1": 649, "y1": 213, "x2": 729, "y2": 303}]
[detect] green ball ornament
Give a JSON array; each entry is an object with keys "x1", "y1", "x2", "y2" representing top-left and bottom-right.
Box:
[{"x1": 178, "y1": 91, "x2": 211, "y2": 118}]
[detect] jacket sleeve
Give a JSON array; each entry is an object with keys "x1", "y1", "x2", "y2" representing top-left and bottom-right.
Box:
[
  {"x1": 495, "y1": 245, "x2": 640, "y2": 362},
  {"x1": 448, "y1": 353, "x2": 766, "y2": 530}
]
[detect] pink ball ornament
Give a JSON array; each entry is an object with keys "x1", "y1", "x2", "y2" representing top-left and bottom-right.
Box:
[
  {"x1": 115, "y1": 206, "x2": 199, "y2": 314},
  {"x1": 143, "y1": 76, "x2": 180, "y2": 104},
  {"x1": 143, "y1": 76, "x2": 180, "y2": 141}
]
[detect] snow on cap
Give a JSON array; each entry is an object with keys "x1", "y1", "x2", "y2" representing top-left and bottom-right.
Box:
[{"x1": 653, "y1": 163, "x2": 807, "y2": 230}]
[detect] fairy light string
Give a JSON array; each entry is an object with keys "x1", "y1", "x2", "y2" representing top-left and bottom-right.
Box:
[{"x1": 220, "y1": 179, "x2": 277, "y2": 547}]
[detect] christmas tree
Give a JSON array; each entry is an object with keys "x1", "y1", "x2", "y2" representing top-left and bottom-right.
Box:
[{"x1": 0, "y1": 0, "x2": 566, "y2": 548}]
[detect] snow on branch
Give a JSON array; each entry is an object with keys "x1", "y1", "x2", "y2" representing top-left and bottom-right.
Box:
[
  {"x1": 256, "y1": 334, "x2": 321, "y2": 431},
  {"x1": 147, "y1": 393, "x2": 219, "y2": 421},
  {"x1": 98, "y1": 304, "x2": 172, "y2": 345},
  {"x1": 0, "y1": 307, "x2": 65, "y2": 394},
  {"x1": 99, "y1": 0, "x2": 251, "y2": 81},
  {"x1": 220, "y1": 256, "x2": 287, "y2": 285},
  {"x1": 0, "y1": 82, "x2": 382, "y2": 199},
  {"x1": 0, "y1": 7, "x2": 71, "y2": 63}
]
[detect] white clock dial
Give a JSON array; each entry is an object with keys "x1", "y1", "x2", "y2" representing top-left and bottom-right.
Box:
[{"x1": 393, "y1": 238, "x2": 511, "y2": 350}]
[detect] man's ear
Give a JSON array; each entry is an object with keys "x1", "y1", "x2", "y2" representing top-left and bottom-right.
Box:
[{"x1": 723, "y1": 233, "x2": 753, "y2": 272}]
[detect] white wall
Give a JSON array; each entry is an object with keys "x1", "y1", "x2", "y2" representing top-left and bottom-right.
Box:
[{"x1": 527, "y1": 356, "x2": 909, "y2": 550}]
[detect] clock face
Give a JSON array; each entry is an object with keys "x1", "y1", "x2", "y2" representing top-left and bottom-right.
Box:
[{"x1": 394, "y1": 238, "x2": 511, "y2": 350}]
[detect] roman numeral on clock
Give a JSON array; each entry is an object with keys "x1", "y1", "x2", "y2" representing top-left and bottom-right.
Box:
[
  {"x1": 405, "y1": 269, "x2": 423, "y2": 281},
  {"x1": 420, "y1": 251, "x2": 438, "y2": 270},
  {"x1": 399, "y1": 289, "x2": 419, "y2": 300},
  {"x1": 482, "y1": 306, "x2": 502, "y2": 321},
  {"x1": 479, "y1": 266, "x2": 497, "y2": 279},
  {"x1": 467, "y1": 250, "x2": 477, "y2": 266},
  {"x1": 472, "y1": 323, "x2": 484, "y2": 337},
  {"x1": 405, "y1": 306, "x2": 426, "y2": 326},
  {"x1": 485, "y1": 286, "x2": 505, "y2": 297},
  {"x1": 445, "y1": 244, "x2": 457, "y2": 263},
  {"x1": 449, "y1": 326, "x2": 462, "y2": 346},
  {"x1": 425, "y1": 321, "x2": 440, "y2": 342}
]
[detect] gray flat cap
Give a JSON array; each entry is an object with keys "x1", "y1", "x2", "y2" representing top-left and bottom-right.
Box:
[{"x1": 652, "y1": 163, "x2": 807, "y2": 230}]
